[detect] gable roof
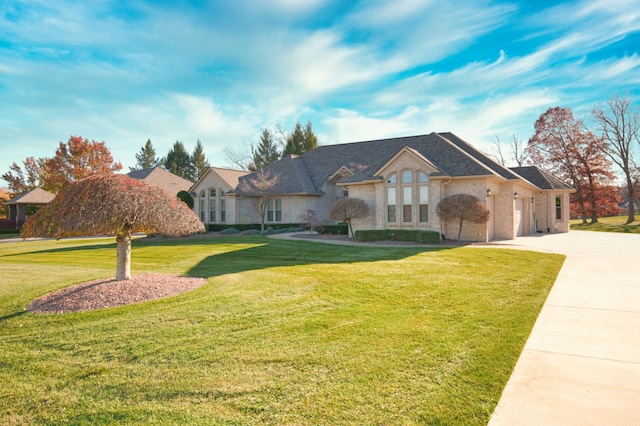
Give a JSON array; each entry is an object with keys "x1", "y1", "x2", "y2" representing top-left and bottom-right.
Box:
[
  {"x1": 237, "y1": 132, "x2": 522, "y2": 195},
  {"x1": 510, "y1": 166, "x2": 575, "y2": 191},
  {"x1": 5, "y1": 188, "x2": 55, "y2": 205},
  {"x1": 190, "y1": 167, "x2": 250, "y2": 192},
  {"x1": 127, "y1": 167, "x2": 193, "y2": 195}
]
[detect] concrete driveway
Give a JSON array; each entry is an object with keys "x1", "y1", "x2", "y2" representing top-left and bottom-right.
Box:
[{"x1": 488, "y1": 230, "x2": 640, "y2": 425}]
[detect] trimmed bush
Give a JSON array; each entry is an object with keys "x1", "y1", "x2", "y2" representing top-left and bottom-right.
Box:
[
  {"x1": 220, "y1": 227, "x2": 240, "y2": 235},
  {"x1": 354, "y1": 229, "x2": 441, "y2": 244},
  {"x1": 208, "y1": 223, "x2": 301, "y2": 232},
  {"x1": 320, "y1": 223, "x2": 348, "y2": 235}
]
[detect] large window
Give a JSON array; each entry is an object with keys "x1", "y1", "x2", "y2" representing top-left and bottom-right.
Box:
[
  {"x1": 220, "y1": 191, "x2": 226, "y2": 222},
  {"x1": 386, "y1": 170, "x2": 429, "y2": 225},
  {"x1": 209, "y1": 189, "x2": 216, "y2": 222},
  {"x1": 402, "y1": 170, "x2": 412, "y2": 222},
  {"x1": 387, "y1": 187, "x2": 397, "y2": 222},
  {"x1": 268, "y1": 198, "x2": 282, "y2": 222},
  {"x1": 199, "y1": 190, "x2": 206, "y2": 222},
  {"x1": 419, "y1": 172, "x2": 429, "y2": 222},
  {"x1": 555, "y1": 196, "x2": 562, "y2": 220}
]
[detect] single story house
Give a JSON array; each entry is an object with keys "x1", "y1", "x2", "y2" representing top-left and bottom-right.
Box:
[
  {"x1": 127, "y1": 167, "x2": 193, "y2": 196},
  {"x1": 189, "y1": 132, "x2": 574, "y2": 241},
  {"x1": 4, "y1": 187, "x2": 55, "y2": 227}
]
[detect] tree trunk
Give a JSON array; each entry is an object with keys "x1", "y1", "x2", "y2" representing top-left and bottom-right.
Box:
[
  {"x1": 457, "y1": 218, "x2": 464, "y2": 240},
  {"x1": 625, "y1": 177, "x2": 636, "y2": 224},
  {"x1": 347, "y1": 219, "x2": 353, "y2": 239},
  {"x1": 116, "y1": 234, "x2": 131, "y2": 281}
]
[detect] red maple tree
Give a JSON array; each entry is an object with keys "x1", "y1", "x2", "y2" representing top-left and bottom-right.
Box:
[
  {"x1": 527, "y1": 107, "x2": 617, "y2": 223},
  {"x1": 21, "y1": 175, "x2": 204, "y2": 281}
]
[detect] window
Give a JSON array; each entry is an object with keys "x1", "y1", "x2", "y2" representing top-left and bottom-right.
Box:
[
  {"x1": 555, "y1": 196, "x2": 562, "y2": 220},
  {"x1": 403, "y1": 186, "x2": 412, "y2": 222},
  {"x1": 402, "y1": 170, "x2": 412, "y2": 183},
  {"x1": 387, "y1": 173, "x2": 397, "y2": 184},
  {"x1": 387, "y1": 187, "x2": 396, "y2": 222},
  {"x1": 199, "y1": 190, "x2": 206, "y2": 222},
  {"x1": 268, "y1": 198, "x2": 282, "y2": 222},
  {"x1": 209, "y1": 189, "x2": 216, "y2": 222},
  {"x1": 419, "y1": 173, "x2": 429, "y2": 222},
  {"x1": 419, "y1": 186, "x2": 429, "y2": 222},
  {"x1": 220, "y1": 191, "x2": 226, "y2": 222}
]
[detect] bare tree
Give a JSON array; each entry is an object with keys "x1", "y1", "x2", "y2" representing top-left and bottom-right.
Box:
[
  {"x1": 492, "y1": 134, "x2": 528, "y2": 167},
  {"x1": 436, "y1": 194, "x2": 490, "y2": 241},
  {"x1": 21, "y1": 175, "x2": 204, "y2": 281},
  {"x1": 299, "y1": 209, "x2": 322, "y2": 233},
  {"x1": 328, "y1": 198, "x2": 370, "y2": 238},
  {"x1": 236, "y1": 169, "x2": 280, "y2": 231},
  {"x1": 592, "y1": 94, "x2": 640, "y2": 223},
  {"x1": 223, "y1": 144, "x2": 252, "y2": 171},
  {"x1": 492, "y1": 136, "x2": 507, "y2": 166}
]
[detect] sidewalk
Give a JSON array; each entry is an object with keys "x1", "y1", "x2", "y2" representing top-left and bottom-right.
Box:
[{"x1": 488, "y1": 231, "x2": 640, "y2": 425}]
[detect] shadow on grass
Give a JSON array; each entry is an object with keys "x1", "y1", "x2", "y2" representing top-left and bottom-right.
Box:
[{"x1": 185, "y1": 237, "x2": 444, "y2": 279}]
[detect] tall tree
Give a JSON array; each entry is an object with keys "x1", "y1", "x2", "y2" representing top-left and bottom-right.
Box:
[
  {"x1": 163, "y1": 141, "x2": 193, "y2": 181},
  {"x1": 41, "y1": 136, "x2": 123, "y2": 193},
  {"x1": 191, "y1": 140, "x2": 210, "y2": 181},
  {"x1": 527, "y1": 107, "x2": 615, "y2": 223},
  {"x1": 236, "y1": 169, "x2": 280, "y2": 231},
  {"x1": 302, "y1": 120, "x2": 318, "y2": 153},
  {"x1": 1, "y1": 156, "x2": 46, "y2": 195},
  {"x1": 592, "y1": 94, "x2": 640, "y2": 223},
  {"x1": 21, "y1": 175, "x2": 204, "y2": 281},
  {"x1": 492, "y1": 134, "x2": 528, "y2": 167},
  {"x1": 130, "y1": 139, "x2": 160, "y2": 172},
  {"x1": 282, "y1": 120, "x2": 318, "y2": 157},
  {"x1": 250, "y1": 128, "x2": 280, "y2": 171}
]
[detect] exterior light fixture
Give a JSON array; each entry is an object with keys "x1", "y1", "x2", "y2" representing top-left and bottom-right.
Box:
[
  {"x1": 513, "y1": 192, "x2": 518, "y2": 200},
  {"x1": 486, "y1": 189, "x2": 492, "y2": 197}
]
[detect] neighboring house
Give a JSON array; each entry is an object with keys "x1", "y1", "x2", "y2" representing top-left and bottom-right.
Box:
[
  {"x1": 127, "y1": 167, "x2": 193, "y2": 196},
  {"x1": 189, "y1": 167, "x2": 250, "y2": 224},
  {"x1": 190, "y1": 132, "x2": 575, "y2": 241},
  {"x1": 4, "y1": 188, "x2": 55, "y2": 226}
]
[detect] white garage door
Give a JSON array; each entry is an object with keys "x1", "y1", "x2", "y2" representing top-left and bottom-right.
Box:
[{"x1": 514, "y1": 198, "x2": 525, "y2": 237}]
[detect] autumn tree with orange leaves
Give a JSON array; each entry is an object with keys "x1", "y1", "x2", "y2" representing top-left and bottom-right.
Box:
[
  {"x1": 1, "y1": 135, "x2": 122, "y2": 195},
  {"x1": 526, "y1": 107, "x2": 619, "y2": 224},
  {"x1": 21, "y1": 175, "x2": 204, "y2": 281}
]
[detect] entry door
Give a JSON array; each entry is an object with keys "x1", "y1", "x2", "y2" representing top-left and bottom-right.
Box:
[{"x1": 487, "y1": 196, "x2": 495, "y2": 240}]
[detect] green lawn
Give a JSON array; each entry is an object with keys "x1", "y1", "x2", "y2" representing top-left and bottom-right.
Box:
[
  {"x1": 0, "y1": 235, "x2": 564, "y2": 425},
  {"x1": 571, "y1": 215, "x2": 640, "y2": 233}
]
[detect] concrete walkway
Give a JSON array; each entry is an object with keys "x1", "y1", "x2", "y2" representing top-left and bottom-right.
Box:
[{"x1": 488, "y1": 231, "x2": 640, "y2": 425}]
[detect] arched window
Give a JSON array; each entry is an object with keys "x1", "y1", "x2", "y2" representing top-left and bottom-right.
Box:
[
  {"x1": 419, "y1": 172, "x2": 429, "y2": 222},
  {"x1": 199, "y1": 190, "x2": 206, "y2": 222},
  {"x1": 209, "y1": 188, "x2": 216, "y2": 222},
  {"x1": 220, "y1": 191, "x2": 226, "y2": 222},
  {"x1": 386, "y1": 173, "x2": 397, "y2": 222},
  {"x1": 401, "y1": 170, "x2": 413, "y2": 222}
]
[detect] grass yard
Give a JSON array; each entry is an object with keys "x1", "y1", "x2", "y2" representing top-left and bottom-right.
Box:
[
  {"x1": 0, "y1": 235, "x2": 564, "y2": 425},
  {"x1": 571, "y1": 215, "x2": 640, "y2": 233}
]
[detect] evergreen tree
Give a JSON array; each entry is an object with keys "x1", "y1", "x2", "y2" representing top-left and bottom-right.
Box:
[
  {"x1": 250, "y1": 129, "x2": 280, "y2": 171},
  {"x1": 283, "y1": 121, "x2": 305, "y2": 156},
  {"x1": 191, "y1": 140, "x2": 209, "y2": 181},
  {"x1": 282, "y1": 120, "x2": 318, "y2": 156},
  {"x1": 130, "y1": 139, "x2": 160, "y2": 172},
  {"x1": 163, "y1": 141, "x2": 193, "y2": 181},
  {"x1": 302, "y1": 120, "x2": 318, "y2": 153}
]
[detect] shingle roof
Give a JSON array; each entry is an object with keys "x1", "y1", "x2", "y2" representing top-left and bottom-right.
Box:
[
  {"x1": 236, "y1": 132, "x2": 519, "y2": 195},
  {"x1": 5, "y1": 188, "x2": 55, "y2": 205},
  {"x1": 127, "y1": 167, "x2": 193, "y2": 195},
  {"x1": 510, "y1": 166, "x2": 574, "y2": 190}
]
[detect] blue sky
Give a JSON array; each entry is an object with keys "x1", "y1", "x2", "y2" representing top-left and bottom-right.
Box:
[{"x1": 1, "y1": 0, "x2": 639, "y2": 177}]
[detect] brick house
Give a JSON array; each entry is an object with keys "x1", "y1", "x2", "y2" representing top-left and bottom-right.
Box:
[{"x1": 189, "y1": 132, "x2": 574, "y2": 241}]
